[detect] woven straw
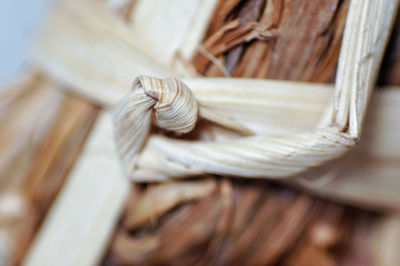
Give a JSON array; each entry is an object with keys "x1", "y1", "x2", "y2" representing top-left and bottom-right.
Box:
[{"x1": 1, "y1": 0, "x2": 400, "y2": 265}]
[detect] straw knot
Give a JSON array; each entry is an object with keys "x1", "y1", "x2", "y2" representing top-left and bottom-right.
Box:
[
  {"x1": 135, "y1": 76, "x2": 199, "y2": 134},
  {"x1": 113, "y1": 75, "x2": 199, "y2": 174}
]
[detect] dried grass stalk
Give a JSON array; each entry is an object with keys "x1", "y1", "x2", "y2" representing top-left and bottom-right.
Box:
[
  {"x1": 126, "y1": 0, "x2": 218, "y2": 68},
  {"x1": 24, "y1": 113, "x2": 130, "y2": 266},
  {"x1": 124, "y1": 178, "x2": 217, "y2": 229}
]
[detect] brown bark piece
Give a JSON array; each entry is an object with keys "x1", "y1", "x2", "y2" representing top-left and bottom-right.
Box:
[{"x1": 194, "y1": 0, "x2": 349, "y2": 83}]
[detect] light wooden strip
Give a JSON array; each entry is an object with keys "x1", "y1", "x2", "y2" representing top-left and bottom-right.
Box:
[
  {"x1": 32, "y1": 0, "x2": 218, "y2": 106},
  {"x1": 372, "y1": 215, "x2": 400, "y2": 265},
  {"x1": 32, "y1": 0, "x2": 171, "y2": 107},
  {"x1": 23, "y1": 113, "x2": 130, "y2": 266},
  {"x1": 332, "y1": 0, "x2": 399, "y2": 137},
  {"x1": 128, "y1": 0, "x2": 218, "y2": 67},
  {"x1": 303, "y1": 159, "x2": 400, "y2": 210}
]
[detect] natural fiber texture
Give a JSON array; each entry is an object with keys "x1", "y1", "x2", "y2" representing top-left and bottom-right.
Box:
[
  {"x1": 32, "y1": 0, "x2": 398, "y2": 182},
  {"x1": 103, "y1": 1, "x2": 400, "y2": 265},
  {"x1": 113, "y1": 76, "x2": 199, "y2": 174},
  {"x1": 112, "y1": 1, "x2": 398, "y2": 184},
  {"x1": 113, "y1": 75, "x2": 354, "y2": 179},
  {"x1": 194, "y1": 0, "x2": 349, "y2": 81},
  {"x1": 6, "y1": 0, "x2": 399, "y2": 265}
]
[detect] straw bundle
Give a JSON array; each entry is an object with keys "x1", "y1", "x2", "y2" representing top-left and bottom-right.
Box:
[{"x1": 1, "y1": 0, "x2": 400, "y2": 265}]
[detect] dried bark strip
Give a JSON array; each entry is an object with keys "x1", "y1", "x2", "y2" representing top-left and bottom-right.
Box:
[{"x1": 194, "y1": 0, "x2": 349, "y2": 82}]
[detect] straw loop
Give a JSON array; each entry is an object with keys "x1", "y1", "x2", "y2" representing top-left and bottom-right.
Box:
[{"x1": 113, "y1": 76, "x2": 199, "y2": 174}]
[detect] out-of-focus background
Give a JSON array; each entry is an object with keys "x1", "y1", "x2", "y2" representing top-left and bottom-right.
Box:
[{"x1": 0, "y1": 0, "x2": 52, "y2": 87}]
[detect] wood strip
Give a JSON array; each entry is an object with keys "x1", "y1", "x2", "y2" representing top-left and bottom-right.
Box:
[
  {"x1": 23, "y1": 113, "x2": 130, "y2": 266},
  {"x1": 0, "y1": 75, "x2": 100, "y2": 266},
  {"x1": 127, "y1": 0, "x2": 218, "y2": 67},
  {"x1": 332, "y1": 0, "x2": 399, "y2": 137}
]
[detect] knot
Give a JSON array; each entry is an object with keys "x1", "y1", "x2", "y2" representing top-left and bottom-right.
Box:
[
  {"x1": 113, "y1": 75, "x2": 199, "y2": 174},
  {"x1": 135, "y1": 76, "x2": 198, "y2": 133}
]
